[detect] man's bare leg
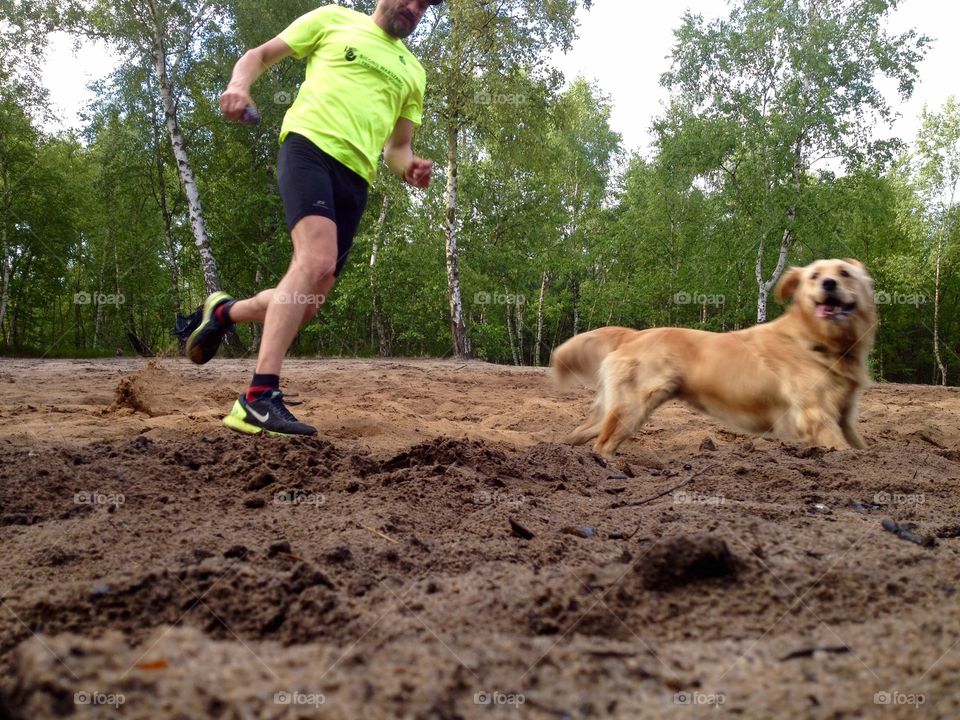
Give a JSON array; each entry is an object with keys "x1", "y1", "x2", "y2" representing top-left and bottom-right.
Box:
[
  {"x1": 248, "y1": 215, "x2": 339, "y2": 375},
  {"x1": 228, "y1": 274, "x2": 336, "y2": 330},
  {"x1": 219, "y1": 215, "x2": 340, "y2": 436}
]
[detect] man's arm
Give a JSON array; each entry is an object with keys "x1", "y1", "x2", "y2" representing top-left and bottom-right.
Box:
[
  {"x1": 384, "y1": 118, "x2": 433, "y2": 189},
  {"x1": 220, "y1": 37, "x2": 294, "y2": 121}
]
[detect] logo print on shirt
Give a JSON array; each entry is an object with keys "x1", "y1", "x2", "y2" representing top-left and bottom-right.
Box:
[
  {"x1": 398, "y1": 55, "x2": 406, "y2": 65},
  {"x1": 344, "y1": 46, "x2": 357, "y2": 62}
]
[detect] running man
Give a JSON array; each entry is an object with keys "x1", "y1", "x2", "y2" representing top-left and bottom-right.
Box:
[{"x1": 186, "y1": 0, "x2": 440, "y2": 436}]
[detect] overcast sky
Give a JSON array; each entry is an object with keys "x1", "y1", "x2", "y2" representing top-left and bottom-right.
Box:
[{"x1": 41, "y1": 0, "x2": 960, "y2": 155}]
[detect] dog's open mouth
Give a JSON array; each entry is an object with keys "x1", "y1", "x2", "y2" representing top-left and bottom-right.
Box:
[{"x1": 816, "y1": 297, "x2": 856, "y2": 320}]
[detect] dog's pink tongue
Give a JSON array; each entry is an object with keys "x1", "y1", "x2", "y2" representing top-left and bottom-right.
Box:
[{"x1": 816, "y1": 304, "x2": 831, "y2": 318}]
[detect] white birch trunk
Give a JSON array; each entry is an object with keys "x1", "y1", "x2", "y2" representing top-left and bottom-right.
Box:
[
  {"x1": 933, "y1": 231, "x2": 947, "y2": 385},
  {"x1": 534, "y1": 271, "x2": 546, "y2": 367},
  {"x1": 756, "y1": 207, "x2": 797, "y2": 321},
  {"x1": 0, "y1": 182, "x2": 10, "y2": 342},
  {"x1": 370, "y1": 195, "x2": 390, "y2": 357},
  {"x1": 932, "y1": 178, "x2": 956, "y2": 385},
  {"x1": 443, "y1": 123, "x2": 470, "y2": 357},
  {"x1": 757, "y1": 130, "x2": 804, "y2": 322},
  {"x1": 148, "y1": 2, "x2": 221, "y2": 294},
  {"x1": 755, "y1": 227, "x2": 790, "y2": 323},
  {"x1": 514, "y1": 295, "x2": 524, "y2": 365},
  {"x1": 93, "y1": 254, "x2": 105, "y2": 347},
  {"x1": 156, "y1": 134, "x2": 182, "y2": 310},
  {"x1": 251, "y1": 265, "x2": 262, "y2": 352},
  {"x1": 506, "y1": 307, "x2": 518, "y2": 366}
]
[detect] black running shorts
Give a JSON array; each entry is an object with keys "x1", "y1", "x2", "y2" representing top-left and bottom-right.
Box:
[{"x1": 277, "y1": 132, "x2": 369, "y2": 277}]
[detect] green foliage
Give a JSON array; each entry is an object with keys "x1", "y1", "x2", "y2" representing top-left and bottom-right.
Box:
[
  {"x1": 659, "y1": 0, "x2": 930, "y2": 321},
  {"x1": 2, "y1": 0, "x2": 959, "y2": 386}
]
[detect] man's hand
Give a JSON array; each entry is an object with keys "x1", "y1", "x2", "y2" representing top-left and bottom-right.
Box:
[
  {"x1": 220, "y1": 38, "x2": 293, "y2": 122},
  {"x1": 404, "y1": 157, "x2": 434, "y2": 189},
  {"x1": 385, "y1": 119, "x2": 433, "y2": 188},
  {"x1": 220, "y1": 84, "x2": 256, "y2": 122}
]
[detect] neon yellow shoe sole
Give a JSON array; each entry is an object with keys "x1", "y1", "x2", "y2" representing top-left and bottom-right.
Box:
[
  {"x1": 221, "y1": 400, "x2": 294, "y2": 437},
  {"x1": 185, "y1": 291, "x2": 233, "y2": 365}
]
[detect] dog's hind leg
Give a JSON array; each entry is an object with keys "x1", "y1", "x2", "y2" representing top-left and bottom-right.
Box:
[
  {"x1": 592, "y1": 382, "x2": 675, "y2": 459},
  {"x1": 566, "y1": 409, "x2": 603, "y2": 445}
]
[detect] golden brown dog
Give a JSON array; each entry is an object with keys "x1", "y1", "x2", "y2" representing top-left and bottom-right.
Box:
[{"x1": 551, "y1": 259, "x2": 876, "y2": 458}]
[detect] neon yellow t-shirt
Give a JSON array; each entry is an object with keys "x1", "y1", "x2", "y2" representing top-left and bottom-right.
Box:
[{"x1": 278, "y1": 5, "x2": 426, "y2": 185}]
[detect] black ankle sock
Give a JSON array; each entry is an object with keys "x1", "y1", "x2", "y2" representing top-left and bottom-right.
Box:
[
  {"x1": 247, "y1": 373, "x2": 280, "y2": 402},
  {"x1": 214, "y1": 299, "x2": 236, "y2": 325}
]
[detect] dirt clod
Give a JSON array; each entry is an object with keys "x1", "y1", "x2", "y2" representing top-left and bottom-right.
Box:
[{"x1": 638, "y1": 534, "x2": 739, "y2": 590}]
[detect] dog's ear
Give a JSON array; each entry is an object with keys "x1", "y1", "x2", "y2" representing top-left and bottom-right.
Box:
[
  {"x1": 843, "y1": 258, "x2": 865, "y2": 271},
  {"x1": 775, "y1": 267, "x2": 803, "y2": 303}
]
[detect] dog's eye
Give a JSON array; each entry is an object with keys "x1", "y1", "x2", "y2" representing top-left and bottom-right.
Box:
[
  {"x1": 811, "y1": 272, "x2": 819, "y2": 280},
  {"x1": 840, "y1": 269, "x2": 850, "y2": 277}
]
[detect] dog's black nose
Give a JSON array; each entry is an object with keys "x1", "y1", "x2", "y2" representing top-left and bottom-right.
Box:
[{"x1": 822, "y1": 278, "x2": 837, "y2": 291}]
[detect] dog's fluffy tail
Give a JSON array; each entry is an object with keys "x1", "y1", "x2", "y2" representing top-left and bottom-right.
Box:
[{"x1": 550, "y1": 327, "x2": 635, "y2": 391}]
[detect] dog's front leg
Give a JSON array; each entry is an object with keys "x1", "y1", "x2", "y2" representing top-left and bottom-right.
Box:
[
  {"x1": 839, "y1": 398, "x2": 867, "y2": 449},
  {"x1": 812, "y1": 425, "x2": 851, "y2": 449},
  {"x1": 839, "y1": 418, "x2": 866, "y2": 449},
  {"x1": 799, "y1": 411, "x2": 851, "y2": 450},
  {"x1": 592, "y1": 406, "x2": 635, "y2": 460}
]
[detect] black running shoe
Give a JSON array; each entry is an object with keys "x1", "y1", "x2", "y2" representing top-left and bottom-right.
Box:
[
  {"x1": 185, "y1": 291, "x2": 234, "y2": 365},
  {"x1": 222, "y1": 390, "x2": 317, "y2": 436}
]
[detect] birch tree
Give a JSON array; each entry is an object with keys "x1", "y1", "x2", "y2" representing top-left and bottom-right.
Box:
[
  {"x1": 913, "y1": 98, "x2": 960, "y2": 385},
  {"x1": 548, "y1": 78, "x2": 620, "y2": 344},
  {"x1": 0, "y1": 105, "x2": 39, "y2": 345},
  {"x1": 57, "y1": 0, "x2": 226, "y2": 294},
  {"x1": 662, "y1": 0, "x2": 929, "y2": 321},
  {"x1": 0, "y1": 1, "x2": 52, "y2": 344},
  {"x1": 414, "y1": 0, "x2": 588, "y2": 358}
]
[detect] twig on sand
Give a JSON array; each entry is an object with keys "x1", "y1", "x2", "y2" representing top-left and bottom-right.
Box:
[
  {"x1": 520, "y1": 695, "x2": 573, "y2": 719},
  {"x1": 359, "y1": 522, "x2": 398, "y2": 544},
  {"x1": 779, "y1": 644, "x2": 850, "y2": 661},
  {"x1": 509, "y1": 517, "x2": 535, "y2": 540},
  {"x1": 616, "y1": 464, "x2": 718, "y2": 510},
  {"x1": 618, "y1": 464, "x2": 718, "y2": 541}
]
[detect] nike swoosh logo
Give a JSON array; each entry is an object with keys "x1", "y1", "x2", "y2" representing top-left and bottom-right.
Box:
[{"x1": 247, "y1": 407, "x2": 270, "y2": 423}]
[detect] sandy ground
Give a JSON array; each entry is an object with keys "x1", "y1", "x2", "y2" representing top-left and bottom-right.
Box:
[{"x1": 1, "y1": 357, "x2": 959, "y2": 719}]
